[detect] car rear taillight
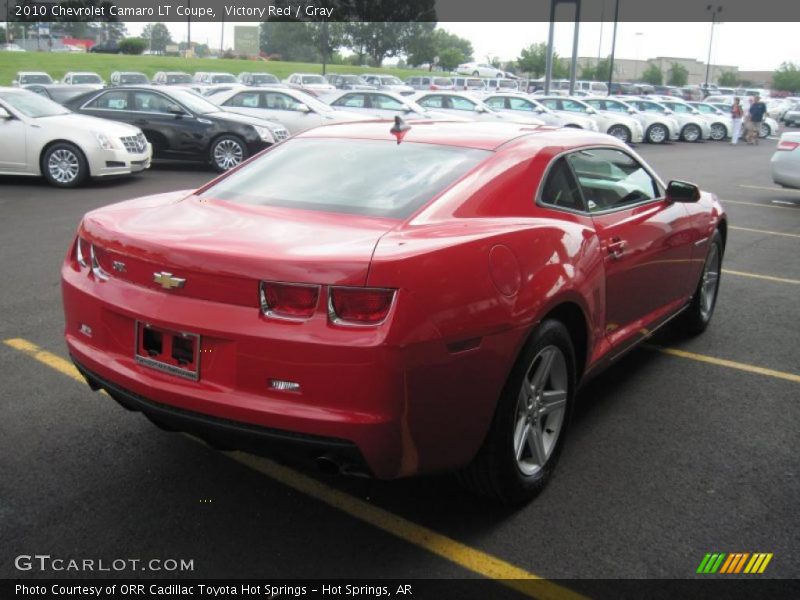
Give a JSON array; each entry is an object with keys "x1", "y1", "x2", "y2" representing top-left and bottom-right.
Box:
[
  {"x1": 777, "y1": 140, "x2": 800, "y2": 151},
  {"x1": 260, "y1": 281, "x2": 320, "y2": 320},
  {"x1": 328, "y1": 287, "x2": 395, "y2": 326},
  {"x1": 75, "y1": 236, "x2": 91, "y2": 268}
]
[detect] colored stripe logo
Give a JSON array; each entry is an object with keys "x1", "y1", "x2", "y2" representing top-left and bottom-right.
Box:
[{"x1": 696, "y1": 553, "x2": 773, "y2": 574}]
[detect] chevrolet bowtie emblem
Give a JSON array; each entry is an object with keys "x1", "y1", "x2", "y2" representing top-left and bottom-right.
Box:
[{"x1": 153, "y1": 272, "x2": 186, "y2": 290}]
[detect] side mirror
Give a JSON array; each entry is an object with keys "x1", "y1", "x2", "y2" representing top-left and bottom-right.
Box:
[
  {"x1": 0, "y1": 107, "x2": 11, "y2": 119},
  {"x1": 628, "y1": 107, "x2": 638, "y2": 114},
  {"x1": 296, "y1": 103, "x2": 312, "y2": 113},
  {"x1": 666, "y1": 180, "x2": 701, "y2": 203},
  {"x1": 168, "y1": 105, "x2": 186, "y2": 117},
  {"x1": 402, "y1": 105, "x2": 413, "y2": 112},
  {"x1": 474, "y1": 104, "x2": 487, "y2": 113},
  {"x1": 535, "y1": 107, "x2": 545, "y2": 113},
  {"x1": 587, "y1": 107, "x2": 597, "y2": 114}
]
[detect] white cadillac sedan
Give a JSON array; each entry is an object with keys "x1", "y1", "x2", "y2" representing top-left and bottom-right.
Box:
[{"x1": 0, "y1": 88, "x2": 152, "y2": 187}]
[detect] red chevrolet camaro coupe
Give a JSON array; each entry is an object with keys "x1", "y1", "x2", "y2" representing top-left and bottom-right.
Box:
[{"x1": 62, "y1": 120, "x2": 726, "y2": 503}]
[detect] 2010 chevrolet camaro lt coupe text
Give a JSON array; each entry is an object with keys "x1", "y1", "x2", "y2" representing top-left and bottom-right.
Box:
[{"x1": 62, "y1": 121, "x2": 726, "y2": 503}]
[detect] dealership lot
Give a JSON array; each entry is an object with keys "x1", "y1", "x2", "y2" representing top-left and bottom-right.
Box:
[{"x1": 1, "y1": 140, "x2": 798, "y2": 590}]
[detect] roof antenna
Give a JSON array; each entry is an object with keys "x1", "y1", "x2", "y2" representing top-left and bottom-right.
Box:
[{"x1": 390, "y1": 116, "x2": 411, "y2": 144}]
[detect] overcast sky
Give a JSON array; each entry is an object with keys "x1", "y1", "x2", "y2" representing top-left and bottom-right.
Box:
[{"x1": 125, "y1": 21, "x2": 794, "y2": 72}]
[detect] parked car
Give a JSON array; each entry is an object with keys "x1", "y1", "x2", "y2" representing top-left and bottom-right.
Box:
[
  {"x1": 456, "y1": 62, "x2": 505, "y2": 77},
  {"x1": 198, "y1": 72, "x2": 238, "y2": 85},
  {"x1": 783, "y1": 104, "x2": 800, "y2": 127},
  {"x1": 483, "y1": 93, "x2": 599, "y2": 130},
  {"x1": 537, "y1": 96, "x2": 644, "y2": 143},
  {"x1": 323, "y1": 90, "x2": 466, "y2": 122},
  {"x1": 12, "y1": 71, "x2": 54, "y2": 87},
  {"x1": 61, "y1": 120, "x2": 727, "y2": 504},
  {"x1": 324, "y1": 74, "x2": 376, "y2": 90},
  {"x1": 404, "y1": 75, "x2": 453, "y2": 92},
  {"x1": 485, "y1": 78, "x2": 520, "y2": 93},
  {"x1": 1, "y1": 43, "x2": 25, "y2": 52},
  {"x1": 238, "y1": 72, "x2": 282, "y2": 87},
  {"x1": 413, "y1": 91, "x2": 545, "y2": 126},
  {"x1": 62, "y1": 72, "x2": 104, "y2": 87},
  {"x1": 770, "y1": 132, "x2": 800, "y2": 188},
  {"x1": 652, "y1": 85, "x2": 683, "y2": 98},
  {"x1": 625, "y1": 97, "x2": 706, "y2": 142},
  {"x1": 657, "y1": 99, "x2": 713, "y2": 142},
  {"x1": 608, "y1": 82, "x2": 638, "y2": 96},
  {"x1": 208, "y1": 87, "x2": 363, "y2": 135},
  {"x1": 64, "y1": 86, "x2": 288, "y2": 171},
  {"x1": 22, "y1": 84, "x2": 101, "y2": 105},
  {"x1": 110, "y1": 72, "x2": 150, "y2": 86},
  {"x1": 452, "y1": 77, "x2": 487, "y2": 92},
  {"x1": 153, "y1": 72, "x2": 194, "y2": 86},
  {"x1": 705, "y1": 100, "x2": 780, "y2": 138},
  {"x1": 89, "y1": 41, "x2": 121, "y2": 54},
  {"x1": 285, "y1": 73, "x2": 336, "y2": 94},
  {"x1": 0, "y1": 87, "x2": 151, "y2": 187},
  {"x1": 686, "y1": 101, "x2": 733, "y2": 141},
  {"x1": 359, "y1": 75, "x2": 416, "y2": 95},
  {"x1": 584, "y1": 97, "x2": 679, "y2": 144}
]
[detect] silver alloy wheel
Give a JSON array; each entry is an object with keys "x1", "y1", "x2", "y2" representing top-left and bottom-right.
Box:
[
  {"x1": 647, "y1": 124, "x2": 667, "y2": 143},
  {"x1": 710, "y1": 123, "x2": 727, "y2": 141},
  {"x1": 47, "y1": 148, "x2": 80, "y2": 184},
  {"x1": 760, "y1": 123, "x2": 770, "y2": 138},
  {"x1": 213, "y1": 139, "x2": 244, "y2": 170},
  {"x1": 683, "y1": 124, "x2": 701, "y2": 142},
  {"x1": 608, "y1": 125, "x2": 630, "y2": 143},
  {"x1": 699, "y1": 243, "x2": 721, "y2": 320},
  {"x1": 513, "y1": 345, "x2": 568, "y2": 477}
]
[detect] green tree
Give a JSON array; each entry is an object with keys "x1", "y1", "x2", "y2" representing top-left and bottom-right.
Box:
[
  {"x1": 0, "y1": 27, "x2": 6, "y2": 45},
  {"x1": 406, "y1": 27, "x2": 472, "y2": 71},
  {"x1": 772, "y1": 62, "x2": 800, "y2": 92},
  {"x1": 141, "y1": 23, "x2": 173, "y2": 54},
  {"x1": 667, "y1": 62, "x2": 689, "y2": 86},
  {"x1": 118, "y1": 37, "x2": 146, "y2": 55},
  {"x1": 260, "y1": 21, "x2": 320, "y2": 62},
  {"x1": 343, "y1": 22, "x2": 426, "y2": 67},
  {"x1": 718, "y1": 71, "x2": 738, "y2": 86},
  {"x1": 641, "y1": 64, "x2": 664, "y2": 85},
  {"x1": 517, "y1": 42, "x2": 568, "y2": 78}
]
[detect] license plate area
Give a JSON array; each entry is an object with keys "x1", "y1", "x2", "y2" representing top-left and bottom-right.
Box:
[{"x1": 135, "y1": 321, "x2": 200, "y2": 381}]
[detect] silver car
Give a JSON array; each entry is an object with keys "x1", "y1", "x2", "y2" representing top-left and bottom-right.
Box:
[
  {"x1": 770, "y1": 132, "x2": 800, "y2": 188},
  {"x1": 537, "y1": 96, "x2": 644, "y2": 143},
  {"x1": 584, "y1": 96, "x2": 679, "y2": 144},
  {"x1": 482, "y1": 93, "x2": 599, "y2": 130},
  {"x1": 208, "y1": 87, "x2": 364, "y2": 135},
  {"x1": 656, "y1": 99, "x2": 712, "y2": 142},
  {"x1": 412, "y1": 91, "x2": 545, "y2": 126},
  {"x1": 687, "y1": 101, "x2": 734, "y2": 141},
  {"x1": 359, "y1": 75, "x2": 415, "y2": 96},
  {"x1": 322, "y1": 90, "x2": 465, "y2": 122},
  {"x1": 708, "y1": 101, "x2": 781, "y2": 138}
]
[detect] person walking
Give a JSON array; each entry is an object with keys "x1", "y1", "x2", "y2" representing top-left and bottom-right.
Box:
[
  {"x1": 745, "y1": 95, "x2": 767, "y2": 145},
  {"x1": 730, "y1": 97, "x2": 744, "y2": 144}
]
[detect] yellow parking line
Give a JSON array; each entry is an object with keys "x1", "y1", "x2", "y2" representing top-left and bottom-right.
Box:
[
  {"x1": 730, "y1": 226, "x2": 800, "y2": 239},
  {"x1": 722, "y1": 269, "x2": 799, "y2": 285},
  {"x1": 647, "y1": 345, "x2": 800, "y2": 384},
  {"x1": 2, "y1": 336, "x2": 585, "y2": 600},
  {"x1": 738, "y1": 184, "x2": 800, "y2": 194},
  {"x1": 721, "y1": 199, "x2": 797, "y2": 210}
]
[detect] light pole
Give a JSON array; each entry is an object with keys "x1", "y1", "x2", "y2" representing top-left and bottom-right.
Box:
[
  {"x1": 705, "y1": 5, "x2": 723, "y2": 88},
  {"x1": 633, "y1": 31, "x2": 643, "y2": 81}
]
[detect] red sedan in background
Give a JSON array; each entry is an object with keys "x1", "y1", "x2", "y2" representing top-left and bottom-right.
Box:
[{"x1": 62, "y1": 121, "x2": 726, "y2": 504}]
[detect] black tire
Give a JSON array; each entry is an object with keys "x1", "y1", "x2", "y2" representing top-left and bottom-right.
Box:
[
  {"x1": 681, "y1": 124, "x2": 702, "y2": 142},
  {"x1": 41, "y1": 142, "x2": 89, "y2": 188},
  {"x1": 646, "y1": 123, "x2": 669, "y2": 144},
  {"x1": 607, "y1": 124, "x2": 631, "y2": 143},
  {"x1": 759, "y1": 122, "x2": 771, "y2": 138},
  {"x1": 210, "y1": 135, "x2": 248, "y2": 172},
  {"x1": 682, "y1": 229, "x2": 723, "y2": 335},
  {"x1": 710, "y1": 122, "x2": 727, "y2": 141},
  {"x1": 472, "y1": 71, "x2": 480, "y2": 77},
  {"x1": 458, "y1": 320, "x2": 576, "y2": 504}
]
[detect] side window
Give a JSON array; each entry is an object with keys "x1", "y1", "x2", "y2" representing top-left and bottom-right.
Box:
[
  {"x1": 566, "y1": 149, "x2": 661, "y2": 212},
  {"x1": 223, "y1": 92, "x2": 261, "y2": 108},
  {"x1": 509, "y1": 97, "x2": 535, "y2": 111},
  {"x1": 484, "y1": 97, "x2": 506, "y2": 110},
  {"x1": 540, "y1": 99, "x2": 559, "y2": 110},
  {"x1": 372, "y1": 94, "x2": 404, "y2": 110},
  {"x1": 417, "y1": 95, "x2": 443, "y2": 109},
  {"x1": 449, "y1": 96, "x2": 476, "y2": 111},
  {"x1": 539, "y1": 157, "x2": 585, "y2": 212},
  {"x1": 605, "y1": 101, "x2": 627, "y2": 112},
  {"x1": 264, "y1": 92, "x2": 303, "y2": 111},
  {"x1": 585, "y1": 100, "x2": 603, "y2": 111},
  {"x1": 561, "y1": 100, "x2": 587, "y2": 113},
  {"x1": 133, "y1": 92, "x2": 176, "y2": 114},
  {"x1": 695, "y1": 104, "x2": 713, "y2": 113},
  {"x1": 332, "y1": 94, "x2": 366, "y2": 108},
  {"x1": 87, "y1": 91, "x2": 129, "y2": 111}
]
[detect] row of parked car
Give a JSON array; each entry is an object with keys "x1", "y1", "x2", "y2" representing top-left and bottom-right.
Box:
[{"x1": 1, "y1": 65, "x2": 796, "y2": 188}]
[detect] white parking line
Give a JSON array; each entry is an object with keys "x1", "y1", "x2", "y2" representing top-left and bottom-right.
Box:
[{"x1": 738, "y1": 184, "x2": 800, "y2": 195}]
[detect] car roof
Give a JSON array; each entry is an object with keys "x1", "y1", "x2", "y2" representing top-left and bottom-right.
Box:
[{"x1": 294, "y1": 120, "x2": 613, "y2": 152}]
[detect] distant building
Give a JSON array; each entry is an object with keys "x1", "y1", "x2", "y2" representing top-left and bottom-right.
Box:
[{"x1": 577, "y1": 56, "x2": 739, "y2": 85}]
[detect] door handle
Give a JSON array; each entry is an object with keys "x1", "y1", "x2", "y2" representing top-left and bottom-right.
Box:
[{"x1": 607, "y1": 238, "x2": 626, "y2": 259}]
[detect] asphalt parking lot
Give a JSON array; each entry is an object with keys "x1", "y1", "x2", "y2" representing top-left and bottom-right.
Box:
[{"x1": 1, "y1": 140, "x2": 798, "y2": 594}]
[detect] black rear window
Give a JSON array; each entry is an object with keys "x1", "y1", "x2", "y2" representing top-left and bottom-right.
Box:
[{"x1": 200, "y1": 138, "x2": 489, "y2": 219}]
